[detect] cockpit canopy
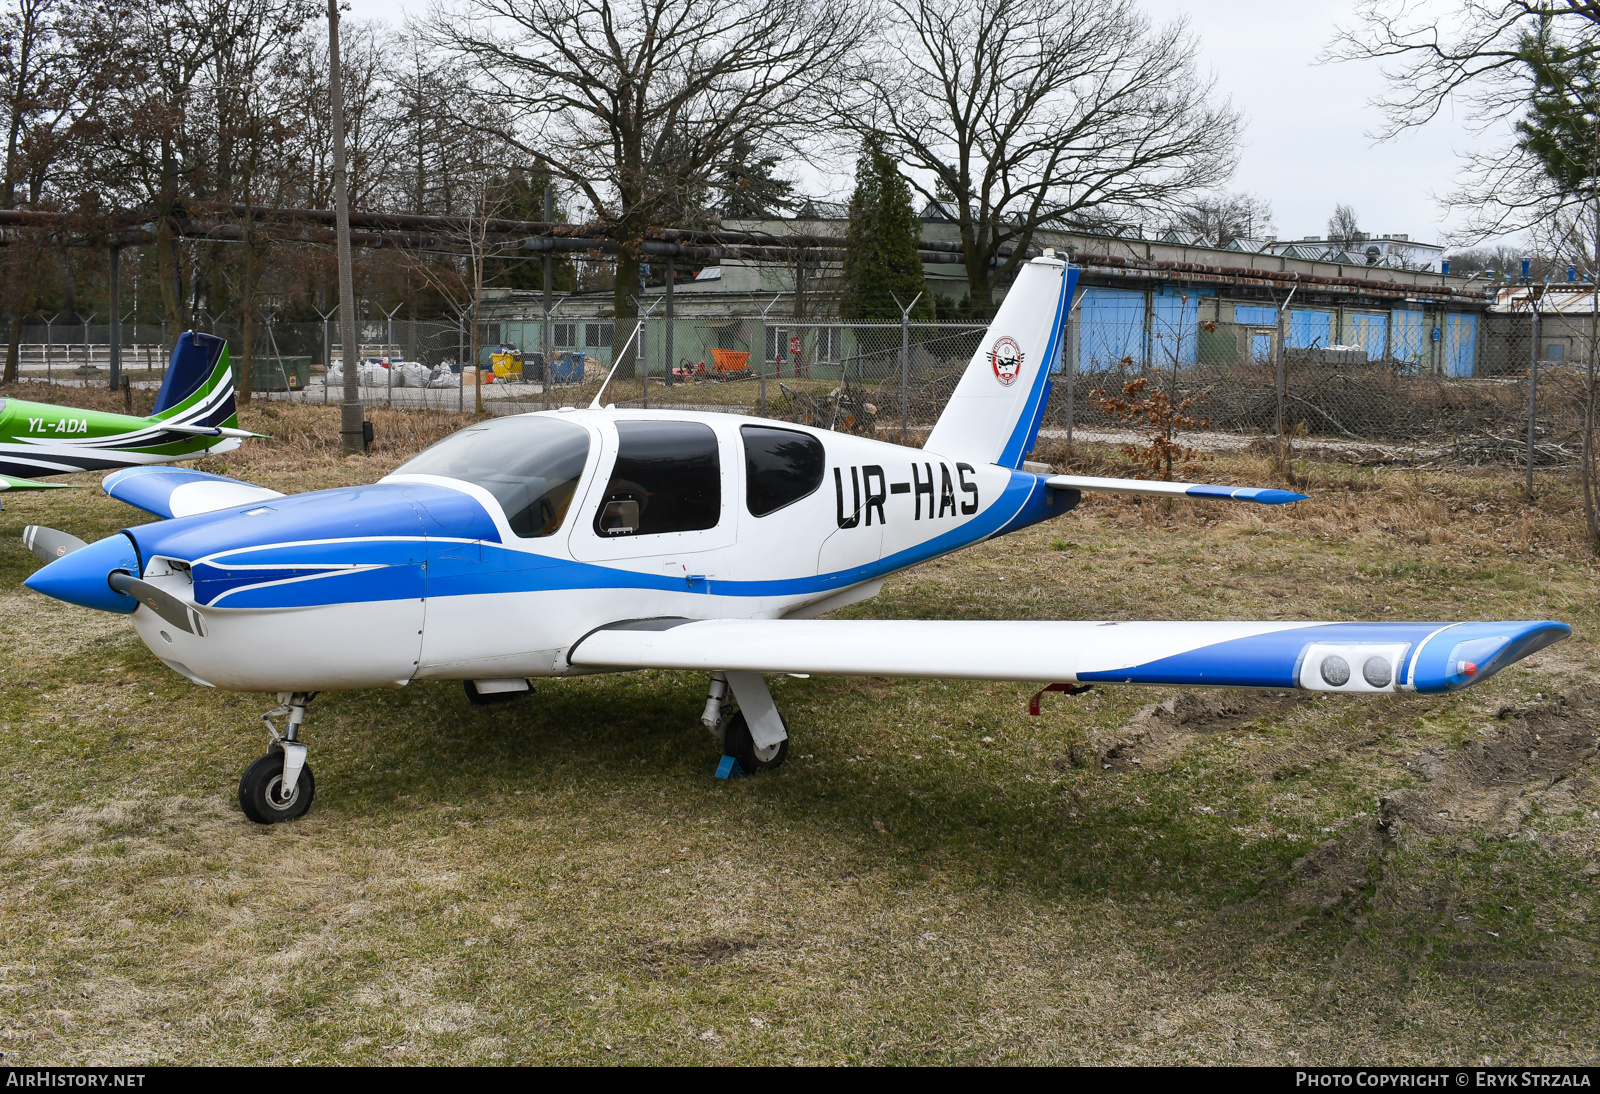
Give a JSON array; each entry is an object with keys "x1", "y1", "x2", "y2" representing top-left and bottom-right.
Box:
[{"x1": 395, "y1": 415, "x2": 590, "y2": 537}]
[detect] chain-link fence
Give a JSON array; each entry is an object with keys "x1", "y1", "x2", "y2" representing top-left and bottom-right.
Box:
[{"x1": 9, "y1": 308, "x2": 1595, "y2": 473}]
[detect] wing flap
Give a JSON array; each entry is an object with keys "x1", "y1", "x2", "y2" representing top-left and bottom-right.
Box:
[
  {"x1": 1046, "y1": 474, "x2": 1307, "y2": 505},
  {"x1": 103, "y1": 467, "x2": 283, "y2": 519},
  {"x1": 567, "y1": 618, "x2": 1568, "y2": 694}
]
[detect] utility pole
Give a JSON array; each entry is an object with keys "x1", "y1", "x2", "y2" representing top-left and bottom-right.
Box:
[
  {"x1": 329, "y1": 0, "x2": 364, "y2": 455},
  {"x1": 543, "y1": 181, "x2": 553, "y2": 410}
]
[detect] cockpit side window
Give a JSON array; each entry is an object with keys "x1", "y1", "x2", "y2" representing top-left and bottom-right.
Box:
[
  {"x1": 393, "y1": 416, "x2": 591, "y2": 538},
  {"x1": 741, "y1": 425, "x2": 824, "y2": 517},
  {"x1": 593, "y1": 421, "x2": 720, "y2": 537}
]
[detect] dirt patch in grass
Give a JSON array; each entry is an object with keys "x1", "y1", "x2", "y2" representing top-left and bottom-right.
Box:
[
  {"x1": 1069, "y1": 689, "x2": 1308, "y2": 772},
  {"x1": 1382, "y1": 687, "x2": 1600, "y2": 841}
]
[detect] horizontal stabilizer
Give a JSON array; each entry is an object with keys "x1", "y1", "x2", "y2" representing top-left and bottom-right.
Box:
[
  {"x1": 0, "y1": 474, "x2": 76, "y2": 491},
  {"x1": 103, "y1": 466, "x2": 283, "y2": 520},
  {"x1": 568, "y1": 618, "x2": 1568, "y2": 694},
  {"x1": 1046, "y1": 475, "x2": 1307, "y2": 505},
  {"x1": 160, "y1": 423, "x2": 267, "y2": 439}
]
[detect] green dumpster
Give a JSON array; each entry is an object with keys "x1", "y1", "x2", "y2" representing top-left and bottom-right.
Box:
[{"x1": 251, "y1": 356, "x2": 312, "y2": 392}]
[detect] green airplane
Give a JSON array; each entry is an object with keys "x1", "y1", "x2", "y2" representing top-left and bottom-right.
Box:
[{"x1": 0, "y1": 331, "x2": 254, "y2": 499}]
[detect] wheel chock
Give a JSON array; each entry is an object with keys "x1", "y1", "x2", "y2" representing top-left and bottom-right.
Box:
[{"x1": 714, "y1": 755, "x2": 745, "y2": 779}]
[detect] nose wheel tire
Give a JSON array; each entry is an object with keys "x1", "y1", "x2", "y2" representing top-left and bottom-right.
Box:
[
  {"x1": 238, "y1": 744, "x2": 316, "y2": 824},
  {"x1": 722, "y1": 710, "x2": 789, "y2": 773}
]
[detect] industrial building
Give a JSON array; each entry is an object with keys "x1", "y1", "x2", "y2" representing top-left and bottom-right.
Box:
[{"x1": 476, "y1": 211, "x2": 1492, "y2": 380}]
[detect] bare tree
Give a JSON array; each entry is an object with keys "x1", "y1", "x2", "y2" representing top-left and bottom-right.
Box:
[
  {"x1": 1326, "y1": 203, "x2": 1362, "y2": 248},
  {"x1": 855, "y1": 0, "x2": 1240, "y2": 308},
  {"x1": 425, "y1": 0, "x2": 859, "y2": 328},
  {"x1": 401, "y1": 171, "x2": 522, "y2": 414},
  {"x1": 1170, "y1": 191, "x2": 1274, "y2": 247},
  {"x1": 0, "y1": 0, "x2": 88, "y2": 381}
]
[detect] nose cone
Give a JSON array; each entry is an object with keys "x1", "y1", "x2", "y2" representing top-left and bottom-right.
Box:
[{"x1": 24, "y1": 532, "x2": 140, "y2": 614}]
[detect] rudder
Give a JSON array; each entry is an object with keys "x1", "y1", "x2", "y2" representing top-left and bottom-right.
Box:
[{"x1": 152, "y1": 331, "x2": 237, "y2": 428}]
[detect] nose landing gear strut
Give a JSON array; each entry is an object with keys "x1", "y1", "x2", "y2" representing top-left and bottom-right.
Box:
[{"x1": 238, "y1": 692, "x2": 318, "y2": 824}]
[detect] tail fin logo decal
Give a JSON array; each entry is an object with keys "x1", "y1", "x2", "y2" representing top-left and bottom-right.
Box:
[{"x1": 989, "y1": 337, "x2": 1023, "y2": 387}]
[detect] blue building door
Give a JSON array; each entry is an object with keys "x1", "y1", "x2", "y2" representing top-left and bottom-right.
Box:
[
  {"x1": 1390, "y1": 309, "x2": 1425, "y2": 371},
  {"x1": 1077, "y1": 288, "x2": 1146, "y2": 370},
  {"x1": 1444, "y1": 313, "x2": 1478, "y2": 377},
  {"x1": 1251, "y1": 332, "x2": 1272, "y2": 361},
  {"x1": 1288, "y1": 310, "x2": 1332, "y2": 349},
  {"x1": 1349, "y1": 313, "x2": 1387, "y2": 360}
]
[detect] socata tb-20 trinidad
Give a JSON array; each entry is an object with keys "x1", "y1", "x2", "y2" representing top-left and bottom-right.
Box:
[
  {"x1": 19, "y1": 254, "x2": 1568, "y2": 825},
  {"x1": 0, "y1": 330, "x2": 253, "y2": 518}
]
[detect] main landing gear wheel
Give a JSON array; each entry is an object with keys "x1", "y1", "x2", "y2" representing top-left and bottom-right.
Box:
[
  {"x1": 238, "y1": 743, "x2": 316, "y2": 824},
  {"x1": 723, "y1": 710, "x2": 789, "y2": 773}
]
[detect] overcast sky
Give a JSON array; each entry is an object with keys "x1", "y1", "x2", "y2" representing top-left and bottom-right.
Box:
[{"x1": 347, "y1": 0, "x2": 1513, "y2": 251}]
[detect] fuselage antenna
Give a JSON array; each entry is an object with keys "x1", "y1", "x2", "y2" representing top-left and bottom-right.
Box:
[{"x1": 589, "y1": 319, "x2": 645, "y2": 409}]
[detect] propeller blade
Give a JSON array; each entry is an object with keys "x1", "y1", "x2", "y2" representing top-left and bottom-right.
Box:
[
  {"x1": 107, "y1": 571, "x2": 207, "y2": 636},
  {"x1": 22, "y1": 525, "x2": 88, "y2": 564}
]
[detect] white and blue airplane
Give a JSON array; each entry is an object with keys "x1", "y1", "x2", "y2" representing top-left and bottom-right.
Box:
[{"x1": 19, "y1": 253, "x2": 1569, "y2": 823}]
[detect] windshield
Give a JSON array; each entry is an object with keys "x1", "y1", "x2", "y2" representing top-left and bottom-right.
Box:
[{"x1": 394, "y1": 415, "x2": 591, "y2": 538}]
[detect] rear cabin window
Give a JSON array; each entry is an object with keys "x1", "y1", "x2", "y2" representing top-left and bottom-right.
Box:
[
  {"x1": 393, "y1": 415, "x2": 590, "y2": 538},
  {"x1": 742, "y1": 425, "x2": 824, "y2": 517},
  {"x1": 594, "y1": 421, "x2": 721, "y2": 537}
]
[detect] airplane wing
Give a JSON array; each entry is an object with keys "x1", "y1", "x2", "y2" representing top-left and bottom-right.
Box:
[
  {"x1": 102, "y1": 467, "x2": 283, "y2": 519},
  {"x1": 567, "y1": 618, "x2": 1569, "y2": 694},
  {"x1": 1046, "y1": 475, "x2": 1307, "y2": 505}
]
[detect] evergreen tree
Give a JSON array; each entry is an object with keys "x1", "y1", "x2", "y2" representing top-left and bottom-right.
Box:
[
  {"x1": 484, "y1": 167, "x2": 576, "y2": 292},
  {"x1": 1516, "y1": 22, "x2": 1600, "y2": 200},
  {"x1": 718, "y1": 136, "x2": 794, "y2": 218},
  {"x1": 841, "y1": 136, "x2": 932, "y2": 321}
]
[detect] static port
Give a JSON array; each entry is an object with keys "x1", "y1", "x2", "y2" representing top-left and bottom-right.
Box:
[
  {"x1": 1363, "y1": 656, "x2": 1392, "y2": 688},
  {"x1": 1320, "y1": 655, "x2": 1350, "y2": 686}
]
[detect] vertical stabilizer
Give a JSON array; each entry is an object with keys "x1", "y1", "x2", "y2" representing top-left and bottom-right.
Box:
[
  {"x1": 924, "y1": 257, "x2": 1076, "y2": 468},
  {"x1": 151, "y1": 331, "x2": 238, "y2": 429}
]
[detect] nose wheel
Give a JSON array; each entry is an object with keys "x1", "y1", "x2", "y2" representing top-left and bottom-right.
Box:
[
  {"x1": 239, "y1": 743, "x2": 316, "y2": 823},
  {"x1": 239, "y1": 692, "x2": 317, "y2": 824}
]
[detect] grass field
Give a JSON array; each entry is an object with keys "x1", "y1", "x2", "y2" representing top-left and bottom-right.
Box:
[{"x1": 1, "y1": 397, "x2": 1598, "y2": 1064}]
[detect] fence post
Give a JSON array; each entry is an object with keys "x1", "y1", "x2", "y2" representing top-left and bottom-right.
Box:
[
  {"x1": 758, "y1": 294, "x2": 781, "y2": 419},
  {"x1": 108, "y1": 247, "x2": 121, "y2": 393},
  {"x1": 1527, "y1": 287, "x2": 1541, "y2": 498},
  {"x1": 1065, "y1": 311, "x2": 1075, "y2": 450},
  {"x1": 901, "y1": 309, "x2": 909, "y2": 443},
  {"x1": 664, "y1": 256, "x2": 674, "y2": 391},
  {"x1": 892, "y1": 291, "x2": 921, "y2": 444}
]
